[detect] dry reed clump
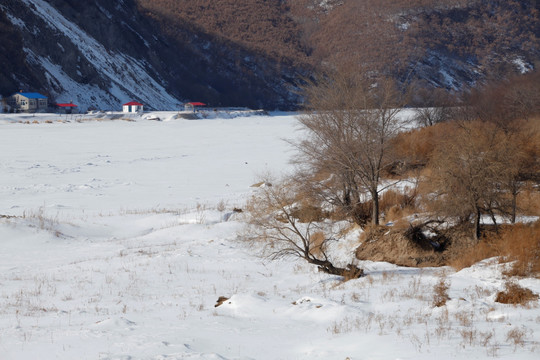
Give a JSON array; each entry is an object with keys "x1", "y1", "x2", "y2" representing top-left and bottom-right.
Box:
[
  {"x1": 432, "y1": 276, "x2": 450, "y2": 307},
  {"x1": 495, "y1": 281, "x2": 539, "y2": 305},
  {"x1": 446, "y1": 221, "x2": 540, "y2": 274},
  {"x1": 380, "y1": 189, "x2": 418, "y2": 223},
  {"x1": 500, "y1": 221, "x2": 540, "y2": 277},
  {"x1": 447, "y1": 236, "x2": 500, "y2": 271}
]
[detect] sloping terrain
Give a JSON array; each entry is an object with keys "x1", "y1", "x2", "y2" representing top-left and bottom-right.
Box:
[
  {"x1": 0, "y1": 0, "x2": 538, "y2": 110},
  {"x1": 292, "y1": 0, "x2": 539, "y2": 89},
  {"x1": 0, "y1": 0, "x2": 306, "y2": 110}
]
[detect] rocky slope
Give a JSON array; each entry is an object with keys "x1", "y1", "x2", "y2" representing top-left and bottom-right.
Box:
[{"x1": 0, "y1": 0, "x2": 306, "y2": 110}]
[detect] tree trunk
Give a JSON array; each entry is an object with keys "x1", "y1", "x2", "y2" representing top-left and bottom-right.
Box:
[
  {"x1": 371, "y1": 190, "x2": 379, "y2": 226},
  {"x1": 474, "y1": 208, "x2": 481, "y2": 241},
  {"x1": 511, "y1": 191, "x2": 517, "y2": 224},
  {"x1": 306, "y1": 257, "x2": 364, "y2": 279}
]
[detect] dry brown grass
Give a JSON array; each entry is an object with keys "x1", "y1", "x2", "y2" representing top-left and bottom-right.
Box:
[
  {"x1": 380, "y1": 189, "x2": 419, "y2": 223},
  {"x1": 500, "y1": 222, "x2": 540, "y2": 277},
  {"x1": 448, "y1": 237, "x2": 500, "y2": 270},
  {"x1": 495, "y1": 281, "x2": 539, "y2": 305},
  {"x1": 517, "y1": 184, "x2": 540, "y2": 216},
  {"x1": 432, "y1": 276, "x2": 450, "y2": 307},
  {"x1": 447, "y1": 221, "x2": 540, "y2": 275}
]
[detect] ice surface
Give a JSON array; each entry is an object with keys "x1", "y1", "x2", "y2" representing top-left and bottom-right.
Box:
[{"x1": 0, "y1": 112, "x2": 538, "y2": 359}]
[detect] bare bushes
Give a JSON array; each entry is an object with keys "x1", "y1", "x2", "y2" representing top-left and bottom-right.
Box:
[
  {"x1": 244, "y1": 178, "x2": 364, "y2": 279},
  {"x1": 426, "y1": 121, "x2": 516, "y2": 240}
]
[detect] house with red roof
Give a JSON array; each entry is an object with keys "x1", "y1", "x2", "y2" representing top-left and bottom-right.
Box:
[
  {"x1": 185, "y1": 102, "x2": 206, "y2": 112},
  {"x1": 123, "y1": 101, "x2": 144, "y2": 113}
]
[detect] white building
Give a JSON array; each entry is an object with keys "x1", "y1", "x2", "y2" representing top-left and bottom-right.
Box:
[{"x1": 123, "y1": 101, "x2": 144, "y2": 113}]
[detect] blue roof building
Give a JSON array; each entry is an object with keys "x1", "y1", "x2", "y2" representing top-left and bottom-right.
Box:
[
  {"x1": 8, "y1": 91, "x2": 48, "y2": 113},
  {"x1": 18, "y1": 92, "x2": 48, "y2": 99}
]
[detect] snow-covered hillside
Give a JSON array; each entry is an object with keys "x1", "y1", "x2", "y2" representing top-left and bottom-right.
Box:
[
  {"x1": 6, "y1": 0, "x2": 181, "y2": 111},
  {"x1": 0, "y1": 113, "x2": 539, "y2": 359},
  {"x1": 1, "y1": 0, "x2": 304, "y2": 111}
]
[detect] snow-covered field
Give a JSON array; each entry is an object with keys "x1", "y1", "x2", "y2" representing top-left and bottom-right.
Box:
[{"x1": 0, "y1": 113, "x2": 539, "y2": 359}]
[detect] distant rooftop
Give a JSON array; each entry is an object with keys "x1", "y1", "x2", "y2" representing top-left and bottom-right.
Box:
[
  {"x1": 15, "y1": 92, "x2": 48, "y2": 99},
  {"x1": 123, "y1": 101, "x2": 143, "y2": 106}
]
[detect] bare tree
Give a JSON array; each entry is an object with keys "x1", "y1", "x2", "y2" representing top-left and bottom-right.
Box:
[
  {"x1": 413, "y1": 88, "x2": 455, "y2": 127},
  {"x1": 295, "y1": 68, "x2": 409, "y2": 226},
  {"x1": 244, "y1": 177, "x2": 364, "y2": 278},
  {"x1": 427, "y1": 121, "x2": 513, "y2": 240}
]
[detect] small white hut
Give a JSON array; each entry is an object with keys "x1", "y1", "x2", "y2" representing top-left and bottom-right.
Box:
[{"x1": 123, "y1": 101, "x2": 144, "y2": 113}]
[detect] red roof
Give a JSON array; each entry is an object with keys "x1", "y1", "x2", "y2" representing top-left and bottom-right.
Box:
[
  {"x1": 123, "y1": 101, "x2": 143, "y2": 106},
  {"x1": 187, "y1": 102, "x2": 206, "y2": 106},
  {"x1": 56, "y1": 103, "x2": 78, "y2": 107}
]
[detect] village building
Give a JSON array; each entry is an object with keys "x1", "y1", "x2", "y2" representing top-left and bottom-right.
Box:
[
  {"x1": 185, "y1": 102, "x2": 206, "y2": 112},
  {"x1": 123, "y1": 101, "x2": 144, "y2": 113},
  {"x1": 56, "y1": 102, "x2": 78, "y2": 114},
  {"x1": 8, "y1": 92, "x2": 48, "y2": 113}
]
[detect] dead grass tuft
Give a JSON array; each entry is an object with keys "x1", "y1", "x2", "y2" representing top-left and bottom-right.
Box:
[
  {"x1": 495, "y1": 281, "x2": 538, "y2": 305},
  {"x1": 432, "y1": 276, "x2": 450, "y2": 307}
]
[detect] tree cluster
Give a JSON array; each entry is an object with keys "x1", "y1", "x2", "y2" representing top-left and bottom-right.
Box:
[{"x1": 246, "y1": 66, "x2": 540, "y2": 274}]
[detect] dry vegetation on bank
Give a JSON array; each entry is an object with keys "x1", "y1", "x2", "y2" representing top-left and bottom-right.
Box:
[{"x1": 246, "y1": 69, "x2": 540, "y2": 282}]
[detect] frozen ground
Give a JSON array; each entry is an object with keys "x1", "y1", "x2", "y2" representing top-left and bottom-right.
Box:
[{"x1": 0, "y1": 112, "x2": 539, "y2": 359}]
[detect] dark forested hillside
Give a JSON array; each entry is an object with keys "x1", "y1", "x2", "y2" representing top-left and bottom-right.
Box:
[{"x1": 0, "y1": 0, "x2": 538, "y2": 110}]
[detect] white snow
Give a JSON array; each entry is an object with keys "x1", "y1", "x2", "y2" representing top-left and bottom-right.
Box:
[
  {"x1": 0, "y1": 112, "x2": 539, "y2": 359},
  {"x1": 512, "y1": 57, "x2": 533, "y2": 74}
]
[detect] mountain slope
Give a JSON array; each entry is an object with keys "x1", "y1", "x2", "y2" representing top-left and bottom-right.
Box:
[
  {"x1": 0, "y1": 0, "x2": 538, "y2": 110},
  {"x1": 291, "y1": 0, "x2": 539, "y2": 90},
  {"x1": 1, "y1": 0, "x2": 307, "y2": 110}
]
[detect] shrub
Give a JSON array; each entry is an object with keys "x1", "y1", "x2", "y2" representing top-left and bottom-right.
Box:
[{"x1": 495, "y1": 281, "x2": 538, "y2": 305}]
